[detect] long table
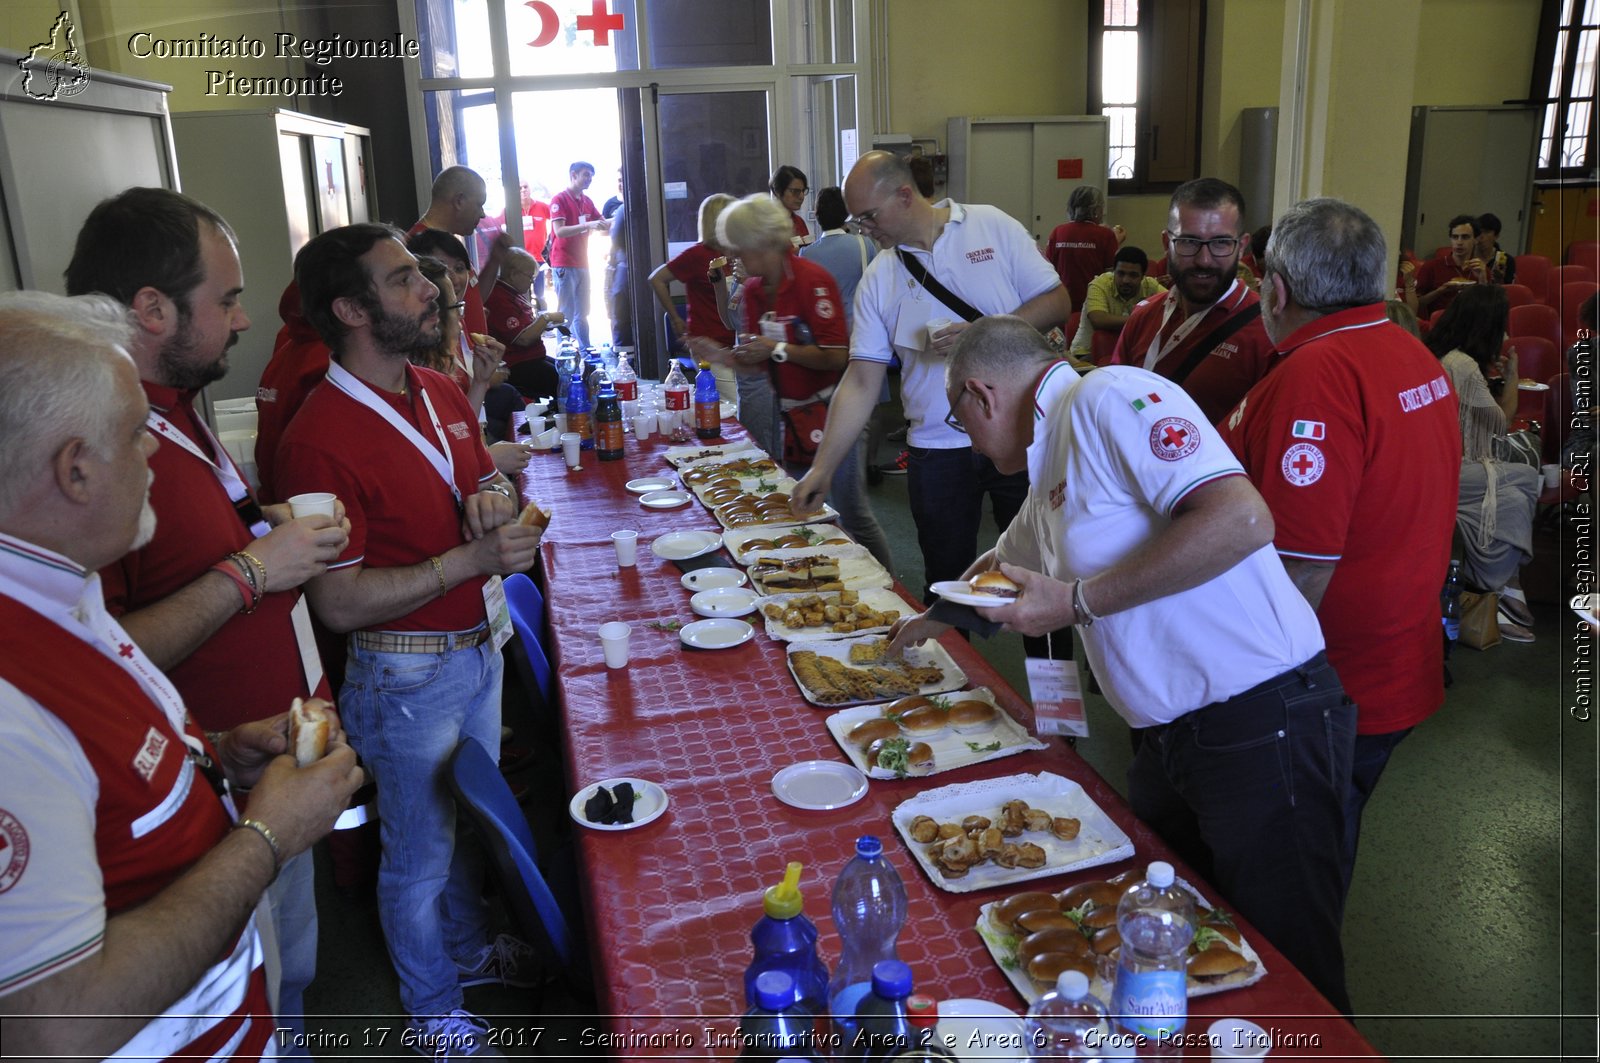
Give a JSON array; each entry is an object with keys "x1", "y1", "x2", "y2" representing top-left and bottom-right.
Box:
[{"x1": 520, "y1": 422, "x2": 1382, "y2": 1061}]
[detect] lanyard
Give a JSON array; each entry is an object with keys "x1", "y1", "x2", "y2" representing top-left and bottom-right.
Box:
[
  {"x1": 456, "y1": 329, "x2": 473, "y2": 376},
  {"x1": 326, "y1": 360, "x2": 462, "y2": 507},
  {"x1": 146, "y1": 408, "x2": 272, "y2": 538},
  {"x1": 1142, "y1": 278, "x2": 1242, "y2": 371}
]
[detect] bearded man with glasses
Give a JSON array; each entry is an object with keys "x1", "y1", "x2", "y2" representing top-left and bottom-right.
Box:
[{"x1": 1108, "y1": 178, "x2": 1277, "y2": 422}]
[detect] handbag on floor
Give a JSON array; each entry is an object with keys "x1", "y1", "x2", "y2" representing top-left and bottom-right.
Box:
[{"x1": 1457, "y1": 589, "x2": 1502, "y2": 650}]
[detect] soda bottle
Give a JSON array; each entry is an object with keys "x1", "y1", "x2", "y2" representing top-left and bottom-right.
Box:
[
  {"x1": 1110, "y1": 862, "x2": 1193, "y2": 1057},
  {"x1": 695, "y1": 361, "x2": 722, "y2": 439},
  {"x1": 881, "y1": 996, "x2": 956, "y2": 1062},
  {"x1": 613, "y1": 348, "x2": 639, "y2": 402},
  {"x1": 828, "y1": 837, "x2": 906, "y2": 1053},
  {"x1": 1441, "y1": 559, "x2": 1462, "y2": 654},
  {"x1": 1025, "y1": 970, "x2": 1109, "y2": 1060},
  {"x1": 565, "y1": 369, "x2": 594, "y2": 451},
  {"x1": 745, "y1": 862, "x2": 829, "y2": 1015},
  {"x1": 738, "y1": 970, "x2": 823, "y2": 1063},
  {"x1": 849, "y1": 960, "x2": 915, "y2": 1061},
  {"x1": 594, "y1": 381, "x2": 624, "y2": 461},
  {"x1": 663, "y1": 359, "x2": 692, "y2": 441}
]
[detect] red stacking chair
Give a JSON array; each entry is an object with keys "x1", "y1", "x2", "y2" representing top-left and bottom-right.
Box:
[
  {"x1": 1548, "y1": 264, "x2": 1597, "y2": 301},
  {"x1": 1505, "y1": 337, "x2": 1556, "y2": 420},
  {"x1": 1508, "y1": 303, "x2": 1563, "y2": 352},
  {"x1": 1566, "y1": 239, "x2": 1600, "y2": 274},
  {"x1": 1515, "y1": 254, "x2": 1552, "y2": 302},
  {"x1": 1558, "y1": 280, "x2": 1599, "y2": 348},
  {"x1": 1066, "y1": 310, "x2": 1081, "y2": 345},
  {"x1": 1502, "y1": 283, "x2": 1536, "y2": 308},
  {"x1": 1090, "y1": 327, "x2": 1119, "y2": 366}
]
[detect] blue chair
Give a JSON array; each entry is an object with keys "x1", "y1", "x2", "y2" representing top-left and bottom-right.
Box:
[
  {"x1": 502, "y1": 573, "x2": 553, "y2": 709},
  {"x1": 448, "y1": 737, "x2": 581, "y2": 979}
]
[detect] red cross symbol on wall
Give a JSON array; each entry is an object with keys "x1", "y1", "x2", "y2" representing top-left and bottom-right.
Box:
[
  {"x1": 1161, "y1": 424, "x2": 1188, "y2": 450},
  {"x1": 1291, "y1": 452, "x2": 1317, "y2": 476},
  {"x1": 576, "y1": 0, "x2": 624, "y2": 45},
  {"x1": 118, "y1": 643, "x2": 135, "y2": 658}
]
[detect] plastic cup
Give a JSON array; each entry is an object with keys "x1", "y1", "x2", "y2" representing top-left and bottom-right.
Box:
[
  {"x1": 633, "y1": 412, "x2": 653, "y2": 440},
  {"x1": 535, "y1": 427, "x2": 559, "y2": 449},
  {"x1": 554, "y1": 412, "x2": 568, "y2": 434},
  {"x1": 288, "y1": 492, "x2": 336, "y2": 519},
  {"x1": 561, "y1": 432, "x2": 582, "y2": 469},
  {"x1": 1542, "y1": 463, "x2": 1561, "y2": 489},
  {"x1": 598, "y1": 621, "x2": 631, "y2": 668},
  {"x1": 612, "y1": 530, "x2": 638, "y2": 567},
  {"x1": 926, "y1": 317, "x2": 954, "y2": 348},
  {"x1": 1209, "y1": 1017, "x2": 1271, "y2": 1059}
]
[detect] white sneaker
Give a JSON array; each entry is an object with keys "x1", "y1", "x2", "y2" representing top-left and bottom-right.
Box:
[
  {"x1": 457, "y1": 933, "x2": 540, "y2": 988},
  {"x1": 406, "y1": 1010, "x2": 503, "y2": 1059}
]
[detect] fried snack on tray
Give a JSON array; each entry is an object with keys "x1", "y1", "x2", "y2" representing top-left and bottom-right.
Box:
[
  {"x1": 761, "y1": 591, "x2": 900, "y2": 634},
  {"x1": 790, "y1": 647, "x2": 946, "y2": 704},
  {"x1": 920, "y1": 800, "x2": 1082, "y2": 877}
]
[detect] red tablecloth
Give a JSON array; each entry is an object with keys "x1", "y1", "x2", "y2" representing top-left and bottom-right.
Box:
[{"x1": 525, "y1": 422, "x2": 1383, "y2": 1061}]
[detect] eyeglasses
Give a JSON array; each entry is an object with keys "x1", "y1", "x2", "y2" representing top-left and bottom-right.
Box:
[
  {"x1": 848, "y1": 200, "x2": 893, "y2": 228},
  {"x1": 1169, "y1": 235, "x2": 1240, "y2": 258},
  {"x1": 446, "y1": 300, "x2": 467, "y2": 313},
  {"x1": 785, "y1": 186, "x2": 810, "y2": 198},
  {"x1": 944, "y1": 388, "x2": 970, "y2": 433}
]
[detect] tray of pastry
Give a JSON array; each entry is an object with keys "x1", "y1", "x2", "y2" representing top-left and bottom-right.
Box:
[
  {"x1": 713, "y1": 487, "x2": 838, "y2": 529},
  {"x1": 745, "y1": 546, "x2": 893, "y2": 596},
  {"x1": 786, "y1": 634, "x2": 964, "y2": 707},
  {"x1": 757, "y1": 587, "x2": 912, "y2": 642},
  {"x1": 825, "y1": 688, "x2": 1048, "y2": 779},
  {"x1": 890, "y1": 771, "x2": 1134, "y2": 893},
  {"x1": 725, "y1": 523, "x2": 856, "y2": 565}
]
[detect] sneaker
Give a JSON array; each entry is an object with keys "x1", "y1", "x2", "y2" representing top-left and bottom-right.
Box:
[
  {"x1": 497, "y1": 745, "x2": 534, "y2": 774},
  {"x1": 457, "y1": 933, "x2": 539, "y2": 988},
  {"x1": 877, "y1": 450, "x2": 909, "y2": 476},
  {"x1": 406, "y1": 1010, "x2": 503, "y2": 1059}
]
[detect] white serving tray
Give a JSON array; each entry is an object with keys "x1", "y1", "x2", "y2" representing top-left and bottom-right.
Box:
[
  {"x1": 744, "y1": 545, "x2": 893, "y2": 596},
  {"x1": 664, "y1": 441, "x2": 764, "y2": 468},
  {"x1": 756, "y1": 587, "x2": 913, "y2": 642},
  {"x1": 825, "y1": 688, "x2": 1048, "y2": 779},
  {"x1": 786, "y1": 633, "x2": 965, "y2": 707},
  {"x1": 724, "y1": 522, "x2": 857, "y2": 565},
  {"x1": 890, "y1": 771, "x2": 1134, "y2": 893}
]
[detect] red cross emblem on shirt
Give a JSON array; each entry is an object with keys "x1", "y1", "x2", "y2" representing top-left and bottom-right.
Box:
[
  {"x1": 1148, "y1": 416, "x2": 1201, "y2": 462},
  {"x1": 118, "y1": 643, "x2": 136, "y2": 658},
  {"x1": 576, "y1": 0, "x2": 624, "y2": 44},
  {"x1": 1291, "y1": 452, "x2": 1317, "y2": 476},
  {"x1": 1161, "y1": 424, "x2": 1188, "y2": 450}
]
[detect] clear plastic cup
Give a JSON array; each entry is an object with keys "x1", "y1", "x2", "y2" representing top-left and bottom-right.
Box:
[
  {"x1": 288, "y1": 492, "x2": 337, "y2": 519},
  {"x1": 598, "y1": 621, "x2": 631, "y2": 668},
  {"x1": 612, "y1": 530, "x2": 638, "y2": 567}
]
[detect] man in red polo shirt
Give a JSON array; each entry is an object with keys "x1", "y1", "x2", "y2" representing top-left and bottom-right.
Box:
[
  {"x1": 255, "y1": 280, "x2": 329, "y2": 503},
  {"x1": 64, "y1": 187, "x2": 350, "y2": 1041},
  {"x1": 1044, "y1": 183, "x2": 1125, "y2": 310},
  {"x1": 1219, "y1": 198, "x2": 1461, "y2": 897},
  {"x1": 483, "y1": 246, "x2": 564, "y2": 400},
  {"x1": 1109, "y1": 178, "x2": 1276, "y2": 423},
  {"x1": 549, "y1": 161, "x2": 607, "y2": 350},
  {"x1": 408, "y1": 165, "x2": 513, "y2": 342},
  {"x1": 0, "y1": 289, "x2": 361, "y2": 1061},
  {"x1": 1415, "y1": 213, "x2": 1489, "y2": 317},
  {"x1": 277, "y1": 223, "x2": 542, "y2": 1056}
]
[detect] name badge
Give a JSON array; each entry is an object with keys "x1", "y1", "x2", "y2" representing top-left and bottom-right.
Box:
[
  {"x1": 482, "y1": 575, "x2": 514, "y2": 652},
  {"x1": 290, "y1": 596, "x2": 325, "y2": 696},
  {"x1": 1026, "y1": 657, "x2": 1088, "y2": 738}
]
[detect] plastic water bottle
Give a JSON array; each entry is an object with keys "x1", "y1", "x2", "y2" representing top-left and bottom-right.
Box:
[
  {"x1": 1110, "y1": 862, "x2": 1193, "y2": 1056},
  {"x1": 746, "y1": 862, "x2": 829, "y2": 1015},
  {"x1": 594, "y1": 381, "x2": 624, "y2": 461},
  {"x1": 1025, "y1": 970, "x2": 1109, "y2": 1060},
  {"x1": 738, "y1": 970, "x2": 822, "y2": 1063},
  {"x1": 663, "y1": 359, "x2": 692, "y2": 441},
  {"x1": 882, "y1": 995, "x2": 957, "y2": 1061},
  {"x1": 828, "y1": 837, "x2": 906, "y2": 1054},
  {"x1": 1441, "y1": 559, "x2": 1463, "y2": 654},
  {"x1": 613, "y1": 348, "x2": 638, "y2": 402},
  {"x1": 849, "y1": 960, "x2": 914, "y2": 1061},
  {"x1": 564, "y1": 369, "x2": 594, "y2": 450},
  {"x1": 695, "y1": 360, "x2": 722, "y2": 439}
]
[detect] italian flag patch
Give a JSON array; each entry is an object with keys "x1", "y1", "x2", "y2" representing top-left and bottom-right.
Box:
[
  {"x1": 1292, "y1": 420, "x2": 1326, "y2": 440},
  {"x1": 1131, "y1": 393, "x2": 1162, "y2": 412}
]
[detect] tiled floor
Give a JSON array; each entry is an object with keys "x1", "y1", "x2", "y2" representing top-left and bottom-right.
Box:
[{"x1": 301, "y1": 403, "x2": 1595, "y2": 1061}]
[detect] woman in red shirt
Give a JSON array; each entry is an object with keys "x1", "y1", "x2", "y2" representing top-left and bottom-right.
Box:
[{"x1": 770, "y1": 164, "x2": 812, "y2": 246}]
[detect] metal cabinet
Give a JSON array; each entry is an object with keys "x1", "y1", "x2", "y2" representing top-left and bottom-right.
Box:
[{"x1": 946, "y1": 115, "x2": 1110, "y2": 247}]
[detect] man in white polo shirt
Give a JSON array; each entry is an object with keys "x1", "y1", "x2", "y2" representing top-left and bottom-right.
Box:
[
  {"x1": 791, "y1": 150, "x2": 1070, "y2": 597},
  {"x1": 890, "y1": 315, "x2": 1356, "y2": 1016}
]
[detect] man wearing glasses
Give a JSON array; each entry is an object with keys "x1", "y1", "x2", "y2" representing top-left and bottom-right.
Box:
[
  {"x1": 1108, "y1": 178, "x2": 1276, "y2": 423},
  {"x1": 791, "y1": 150, "x2": 1070, "y2": 600}
]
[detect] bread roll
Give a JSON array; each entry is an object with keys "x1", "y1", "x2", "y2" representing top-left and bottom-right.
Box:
[{"x1": 289, "y1": 696, "x2": 333, "y2": 767}]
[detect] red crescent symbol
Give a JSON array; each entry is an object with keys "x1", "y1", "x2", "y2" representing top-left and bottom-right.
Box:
[{"x1": 526, "y1": 0, "x2": 559, "y2": 48}]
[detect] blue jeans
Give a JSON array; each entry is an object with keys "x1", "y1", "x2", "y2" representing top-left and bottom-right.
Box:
[
  {"x1": 737, "y1": 372, "x2": 780, "y2": 458},
  {"x1": 340, "y1": 635, "x2": 503, "y2": 1018},
  {"x1": 1341, "y1": 727, "x2": 1412, "y2": 895},
  {"x1": 553, "y1": 266, "x2": 591, "y2": 350},
  {"x1": 905, "y1": 445, "x2": 1028, "y2": 594},
  {"x1": 1128, "y1": 651, "x2": 1356, "y2": 1015},
  {"x1": 265, "y1": 849, "x2": 317, "y2": 1053}
]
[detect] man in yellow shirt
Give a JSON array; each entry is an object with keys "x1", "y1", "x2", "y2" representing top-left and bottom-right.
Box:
[{"x1": 1069, "y1": 246, "x2": 1165, "y2": 364}]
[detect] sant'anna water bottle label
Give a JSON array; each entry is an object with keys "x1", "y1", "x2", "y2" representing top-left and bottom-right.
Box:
[{"x1": 1111, "y1": 968, "x2": 1186, "y2": 1040}]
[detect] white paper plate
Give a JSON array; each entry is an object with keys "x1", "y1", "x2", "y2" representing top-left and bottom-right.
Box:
[
  {"x1": 933, "y1": 999, "x2": 1026, "y2": 1063},
  {"x1": 625, "y1": 476, "x2": 676, "y2": 494},
  {"x1": 891, "y1": 771, "x2": 1135, "y2": 893},
  {"x1": 690, "y1": 587, "x2": 759, "y2": 618},
  {"x1": 1517, "y1": 380, "x2": 1551, "y2": 391},
  {"x1": 770, "y1": 760, "x2": 869, "y2": 810},
  {"x1": 930, "y1": 579, "x2": 1019, "y2": 609},
  {"x1": 680, "y1": 567, "x2": 749, "y2": 591},
  {"x1": 825, "y1": 689, "x2": 1048, "y2": 779},
  {"x1": 640, "y1": 489, "x2": 692, "y2": 509},
  {"x1": 679, "y1": 617, "x2": 755, "y2": 649},
  {"x1": 786, "y1": 633, "x2": 966, "y2": 707},
  {"x1": 568, "y1": 777, "x2": 668, "y2": 831},
  {"x1": 650, "y1": 530, "x2": 723, "y2": 561}
]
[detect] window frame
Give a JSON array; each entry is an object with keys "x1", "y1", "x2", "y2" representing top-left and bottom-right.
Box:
[
  {"x1": 1529, "y1": 0, "x2": 1598, "y2": 184},
  {"x1": 1087, "y1": 0, "x2": 1206, "y2": 194}
]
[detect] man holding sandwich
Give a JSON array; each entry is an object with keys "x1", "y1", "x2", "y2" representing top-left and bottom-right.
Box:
[
  {"x1": 889, "y1": 315, "x2": 1355, "y2": 1014},
  {"x1": 277, "y1": 223, "x2": 544, "y2": 1056},
  {"x1": 0, "y1": 291, "x2": 362, "y2": 1060}
]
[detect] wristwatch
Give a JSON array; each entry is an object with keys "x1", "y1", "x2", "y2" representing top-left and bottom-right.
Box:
[
  {"x1": 482, "y1": 482, "x2": 515, "y2": 502},
  {"x1": 771, "y1": 342, "x2": 789, "y2": 363}
]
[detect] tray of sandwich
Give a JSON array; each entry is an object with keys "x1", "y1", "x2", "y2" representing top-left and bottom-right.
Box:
[
  {"x1": 725, "y1": 523, "x2": 856, "y2": 565},
  {"x1": 826, "y1": 688, "x2": 1048, "y2": 779},
  {"x1": 745, "y1": 545, "x2": 892, "y2": 596},
  {"x1": 664, "y1": 441, "x2": 765, "y2": 468}
]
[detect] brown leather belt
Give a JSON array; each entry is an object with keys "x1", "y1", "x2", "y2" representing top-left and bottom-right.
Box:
[{"x1": 351, "y1": 627, "x2": 491, "y2": 654}]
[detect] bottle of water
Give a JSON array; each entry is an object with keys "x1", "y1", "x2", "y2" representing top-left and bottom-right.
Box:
[
  {"x1": 613, "y1": 348, "x2": 639, "y2": 422},
  {"x1": 828, "y1": 837, "x2": 906, "y2": 1054},
  {"x1": 745, "y1": 861, "x2": 829, "y2": 1015},
  {"x1": 849, "y1": 960, "x2": 914, "y2": 1061},
  {"x1": 1110, "y1": 862, "x2": 1193, "y2": 1057},
  {"x1": 1441, "y1": 559, "x2": 1462, "y2": 655},
  {"x1": 695, "y1": 361, "x2": 722, "y2": 439},
  {"x1": 663, "y1": 359, "x2": 692, "y2": 441},
  {"x1": 738, "y1": 970, "x2": 822, "y2": 1063},
  {"x1": 1025, "y1": 970, "x2": 1109, "y2": 1060}
]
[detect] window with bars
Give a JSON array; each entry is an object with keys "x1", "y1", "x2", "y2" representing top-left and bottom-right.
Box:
[
  {"x1": 1088, "y1": 0, "x2": 1204, "y2": 191},
  {"x1": 1531, "y1": 0, "x2": 1597, "y2": 180}
]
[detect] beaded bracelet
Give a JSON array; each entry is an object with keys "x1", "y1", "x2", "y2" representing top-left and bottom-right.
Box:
[{"x1": 234, "y1": 818, "x2": 281, "y2": 883}]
